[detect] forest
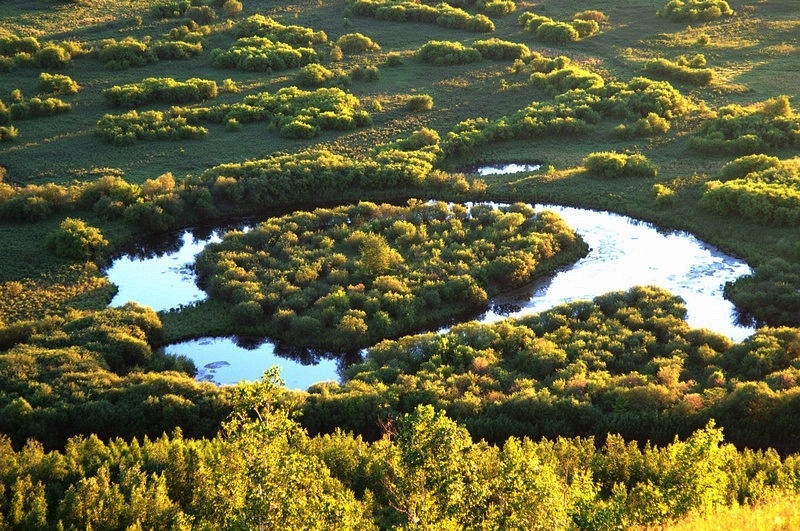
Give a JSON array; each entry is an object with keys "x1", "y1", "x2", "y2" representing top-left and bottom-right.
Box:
[{"x1": 0, "y1": 0, "x2": 799, "y2": 528}]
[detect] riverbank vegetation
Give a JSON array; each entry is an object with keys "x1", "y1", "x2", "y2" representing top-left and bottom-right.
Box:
[{"x1": 1, "y1": 0, "x2": 800, "y2": 527}]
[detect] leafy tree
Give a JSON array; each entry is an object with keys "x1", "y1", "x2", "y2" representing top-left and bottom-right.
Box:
[{"x1": 46, "y1": 218, "x2": 108, "y2": 261}]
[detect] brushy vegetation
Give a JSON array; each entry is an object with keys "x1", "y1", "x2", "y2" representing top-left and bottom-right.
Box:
[{"x1": 193, "y1": 201, "x2": 587, "y2": 349}]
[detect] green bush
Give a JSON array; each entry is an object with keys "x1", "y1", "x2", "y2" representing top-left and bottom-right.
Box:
[
  {"x1": 584, "y1": 151, "x2": 658, "y2": 178},
  {"x1": 336, "y1": 33, "x2": 381, "y2": 53},
  {"x1": 97, "y1": 38, "x2": 158, "y2": 69},
  {"x1": 479, "y1": 0, "x2": 515, "y2": 16},
  {"x1": 644, "y1": 54, "x2": 715, "y2": 86},
  {"x1": 406, "y1": 94, "x2": 434, "y2": 112},
  {"x1": 210, "y1": 37, "x2": 318, "y2": 72},
  {"x1": 103, "y1": 77, "x2": 218, "y2": 107},
  {"x1": 295, "y1": 63, "x2": 336, "y2": 86},
  {"x1": 658, "y1": 0, "x2": 735, "y2": 21},
  {"x1": 38, "y1": 72, "x2": 80, "y2": 95},
  {"x1": 473, "y1": 38, "x2": 530, "y2": 61},
  {"x1": 46, "y1": 218, "x2": 109, "y2": 261},
  {"x1": 417, "y1": 40, "x2": 482, "y2": 66},
  {"x1": 535, "y1": 21, "x2": 580, "y2": 44}
]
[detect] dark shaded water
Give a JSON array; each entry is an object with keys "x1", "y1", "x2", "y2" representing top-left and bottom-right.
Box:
[{"x1": 106, "y1": 203, "x2": 753, "y2": 388}]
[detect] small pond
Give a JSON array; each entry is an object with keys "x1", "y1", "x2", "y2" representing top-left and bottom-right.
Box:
[{"x1": 106, "y1": 203, "x2": 754, "y2": 388}]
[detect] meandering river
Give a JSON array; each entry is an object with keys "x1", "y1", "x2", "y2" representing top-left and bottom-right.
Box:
[{"x1": 106, "y1": 203, "x2": 754, "y2": 389}]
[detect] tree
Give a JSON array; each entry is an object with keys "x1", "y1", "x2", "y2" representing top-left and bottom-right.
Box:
[{"x1": 46, "y1": 217, "x2": 109, "y2": 261}]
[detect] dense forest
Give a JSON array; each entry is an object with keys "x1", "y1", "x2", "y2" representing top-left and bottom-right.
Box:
[{"x1": 1, "y1": 0, "x2": 799, "y2": 528}]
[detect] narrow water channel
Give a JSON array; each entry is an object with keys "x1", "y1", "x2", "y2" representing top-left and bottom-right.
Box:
[{"x1": 106, "y1": 203, "x2": 754, "y2": 388}]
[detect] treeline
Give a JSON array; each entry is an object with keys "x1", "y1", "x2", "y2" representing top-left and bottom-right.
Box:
[
  {"x1": 300, "y1": 286, "x2": 800, "y2": 453},
  {"x1": 2, "y1": 372, "x2": 800, "y2": 530},
  {"x1": 192, "y1": 201, "x2": 587, "y2": 350}
]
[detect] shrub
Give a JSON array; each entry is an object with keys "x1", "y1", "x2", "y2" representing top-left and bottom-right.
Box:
[
  {"x1": 574, "y1": 10, "x2": 608, "y2": 23},
  {"x1": 644, "y1": 54, "x2": 715, "y2": 86},
  {"x1": 536, "y1": 21, "x2": 580, "y2": 44},
  {"x1": 0, "y1": 126, "x2": 18, "y2": 142},
  {"x1": 223, "y1": 0, "x2": 243, "y2": 18},
  {"x1": 46, "y1": 218, "x2": 109, "y2": 261},
  {"x1": 336, "y1": 33, "x2": 380, "y2": 53},
  {"x1": 473, "y1": 38, "x2": 530, "y2": 61},
  {"x1": 295, "y1": 63, "x2": 336, "y2": 86},
  {"x1": 350, "y1": 65, "x2": 379, "y2": 82},
  {"x1": 103, "y1": 77, "x2": 218, "y2": 107},
  {"x1": 151, "y1": 0, "x2": 190, "y2": 19},
  {"x1": 417, "y1": 40, "x2": 482, "y2": 66},
  {"x1": 658, "y1": 0, "x2": 735, "y2": 22},
  {"x1": 185, "y1": 5, "x2": 216, "y2": 25},
  {"x1": 38, "y1": 72, "x2": 80, "y2": 95},
  {"x1": 97, "y1": 38, "x2": 158, "y2": 69},
  {"x1": 479, "y1": 0, "x2": 516, "y2": 16},
  {"x1": 385, "y1": 52, "x2": 403, "y2": 66},
  {"x1": 583, "y1": 151, "x2": 658, "y2": 178},
  {"x1": 571, "y1": 19, "x2": 600, "y2": 38},
  {"x1": 720, "y1": 154, "x2": 780, "y2": 181},
  {"x1": 406, "y1": 94, "x2": 434, "y2": 112},
  {"x1": 33, "y1": 45, "x2": 72, "y2": 69}
]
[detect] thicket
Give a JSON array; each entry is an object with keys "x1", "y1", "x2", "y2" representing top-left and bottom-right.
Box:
[
  {"x1": 302, "y1": 286, "x2": 800, "y2": 453},
  {"x1": 350, "y1": 0, "x2": 495, "y2": 32},
  {"x1": 724, "y1": 258, "x2": 800, "y2": 327},
  {"x1": 150, "y1": 0, "x2": 190, "y2": 19},
  {"x1": 583, "y1": 151, "x2": 659, "y2": 178},
  {"x1": 518, "y1": 11, "x2": 602, "y2": 43},
  {"x1": 96, "y1": 36, "x2": 202, "y2": 70},
  {"x1": 442, "y1": 54, "x2": 691, "y2": 158},
  {"x1": 658, "y1": 0, "x2": 735, "y2": 22},
  {"x1": 644, "y1": 53, "x2": 715, "y2": 86},
  {"x1": 96, "y1": 109, "x2": 208, "y2": 145},
  {"x1": 702, "y1": 156, "x2": 800, "y2": 225},
  {"x1": 472, "y1": 38, "x2": 530, "y2": 61},
  {"x1": 103, "y1": 77, "x2": 218, "y2": 108},
  {"x1": 210, "y1": 36, "x2": 318, "y2": 72},
  {"x1": 336, "y1": 32, "x2": 381, "y2": 54},
  {"x1": 37, "y1": 72, "x2": 80, "y2": 95},
  {"x1": 0, "y1": 36, "x2": 84, "y2": 71},
  {"x1": 689, "y1": 96, "x2": 800, "y2": 155},
  {"x1": 2, "y1": 94, "x2": 71, "y2": 121},
  {"x1": 0, "y1": 303, "x2": 230, "y2": 449},
  {"x1": 232, "y1": 14, "x2": 328, "y2": 45},
  {"x1": 417, "y1": 40, "x2": 482, "y2": 66},
  {"x1": 193, "y1": 201, "x2": 587, "y2": 349},
  {"x1": 45, "y1": 218, "x2": 108, "y2": 261},
  {"x1": 2, "y1": 386, "x2": 800, "y2": 529}
]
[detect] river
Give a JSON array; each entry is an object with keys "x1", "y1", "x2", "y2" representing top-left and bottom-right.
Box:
[{"x1": 106, "y1": 203, "x2": 754, "y2": 389}]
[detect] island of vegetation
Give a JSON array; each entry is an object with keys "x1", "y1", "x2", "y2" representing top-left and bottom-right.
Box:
[{"x1": 0, "y1": 0, "x2": 799, "y2": 528}]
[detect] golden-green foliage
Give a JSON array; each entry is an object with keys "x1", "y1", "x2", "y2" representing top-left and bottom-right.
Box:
[
  {"x1": 194, "y1": 201, "x2": 586, "y2": 349},
  {"x1": 658, "y1": 0, "x2": 735, "y2": 22}
]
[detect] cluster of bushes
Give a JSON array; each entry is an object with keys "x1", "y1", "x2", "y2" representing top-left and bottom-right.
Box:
[
  {"x1": 96, "y1": 37, "x2": 202, "y2": 69},
  {"x1": 96, "y1": 110, "x2": 208, "y2": 145},
  {"x1": 0, "y1": 303, "x2": 229, "y2": 449},
  {"x1": 150, "y1": 0, "x2": 190, "y2": 19},
  {"x1": 37, "y1": 72, "x2": 80, "y2": 95},
  {"x1": 210, "y1": 36, "x2": 318, "y2": 72},
  {"x1": 658, "y1": 0, "x2": 735, "y2": 22},
  {"x1": 701, "y1": 154, "x2": 800, "y2": 225},
  {"x1": 0, "y1": 35, "x2": 84, "y2": 71},
  {"x1": 232, "y1": 14, "x2": 328, "y2": 45},
  {"x1": 193, "y1": 201, "x2": 586, "y2": 349},
  {"x1": 477, "y1": 0, "x2": 515, "y2": 16},
  {"x1": 302, "y1": 285, "x2": 800, "y2": 454},
  {"x1": 644, "y1": 53, "x2": 715, "y2": 86},
  {"x1": 689, "y1": 95, "x2": 800, "y2": 154},
  {"x1": 294, "y1": 63, "x2": 337, "y2": 86},
  {"x1": 417, "y1": 40, "x2": 482, "y2": 66},
  {"x1": 583, "y1": 151, "x2": 659, "y2": 178},
  {"x1": 0, "y1": 92, "x2": 71, "y2": 121},
  {"x1": 442, "y1": 70, "x2": 691, "y2": 158},
  {"x1": 614, "y1": 112, "x2": 671, "y2": 138},
  {"x1": 350, "y1": 0, "x2": 495, "y2": 33},
  {"x1": 336, "y1": 32, "x2": 381, "y2": 54},
  {"x1": 103, "y1": 77, "x2": 218, "y2": 108},
  {"x1": 518, "y1": 11, "x2": 602, "y2": 44},
  {"x1": 418, "y1": 38, "x2": 531, "y2": 66},
  {"x1": 45, "y1": 217, "x2": 108, "y2": 261},
  {"x1": 174, "y1": 86, "x2": 371, "y2": 139},
  {"x1": 723, "y1": 258, "x2": 800, "y2": 327}
]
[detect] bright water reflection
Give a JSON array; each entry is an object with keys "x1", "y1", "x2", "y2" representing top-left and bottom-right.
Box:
[{"x1": 105, "y1": 203, "x2": 755, "y2": 388}]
